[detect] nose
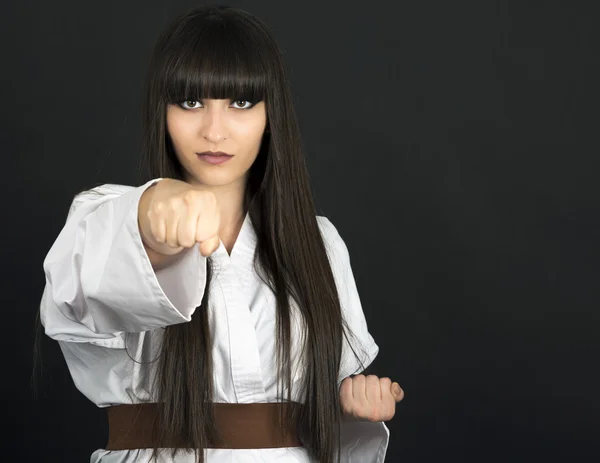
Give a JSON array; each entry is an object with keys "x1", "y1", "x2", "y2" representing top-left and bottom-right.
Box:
[{"x1": 200, "y1": 104, "x2": 228, "y2": 143}]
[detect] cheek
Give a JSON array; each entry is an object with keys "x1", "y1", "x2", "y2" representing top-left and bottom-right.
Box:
[
  {"x1": 240, "y1": 118, "x2": 267, "y2": 143},
  {"x1": 166, "y1": 114, "x2": 179, "y2": 143},
  {"x1": 236, "y1": 106, "x2": 267, "y2": 142},
  {"x1": 167, "y1": 117, "x2": 194, "y2": 149}
]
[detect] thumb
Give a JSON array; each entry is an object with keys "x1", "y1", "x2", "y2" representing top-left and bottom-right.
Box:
[
  {"x1": 199, "y1": 235, "x2": 220, "y2": 257},
  {"x1": 391, "y1": 382, "x2": 404, "y2": 402}
]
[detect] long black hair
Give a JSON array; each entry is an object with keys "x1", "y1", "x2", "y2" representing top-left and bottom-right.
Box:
[{"x1": 141, "y1": 5, "x2": 367, "y2": 462}]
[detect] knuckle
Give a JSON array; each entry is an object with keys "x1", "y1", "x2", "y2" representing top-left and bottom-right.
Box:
[
  {"x1": 205, "y1": 191, "x2": 218, "y2": 206},
  {"x1": 365, "y1": 406, "x2": 378, "y2": 422},
  {"x1": 152, "y1": 201, "x2": 165, "y2": 215},
  {"x1": 198, "y1": 190, "x2": 217, "y2": 208},
  {"x1": 179, "y1": 235, "x2": 194, "y2": 247},
  {"x1": 353, "y1": 404, "x2": 365, "y2": 418},
  {"x1": 380, "y1": 406, "x2": 394, "y2": 421},
  {"x1": 183, "y1": 188, "x2": 205, "y2": 207},
  {"x1": 340, "y1": 400, "x2": 353, "y2": 416},
  {"x1": 151, "y1": 230, "x2": 163, "y2": 243},
  {"x1": 150, "y1": 225, "x2": 160, "y2": 241},
  {"x1": 167, "y1": 197, "x2": 181, "y2": 212},
  {"x1": 182, "y1": 190, "x2": 196, "y2": 205}
]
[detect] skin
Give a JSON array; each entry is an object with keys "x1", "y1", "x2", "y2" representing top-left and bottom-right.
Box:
[
  {"x1": 340, "y1": 375, "x2": 404, "y2": 422},
  {"x1": 166, "y1": 98, "x2": 404, "y2": 422},
  {"x1": 166, "y1": 98, "x2": 267, "y2": 251}
]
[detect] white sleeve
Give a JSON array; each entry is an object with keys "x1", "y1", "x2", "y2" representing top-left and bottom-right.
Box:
[
  {"x1": 316, "y1": 216, "x2": 380, "y2": 384},
  {"x1": 40, "y1": 179, "x2": 207, "y2": 345},
  {"x1": 317, "y1": 216, "x2": 390, "y2": 463},
  {"x1": 338, "y1": 420, "x2": 390, "y2": 463}
]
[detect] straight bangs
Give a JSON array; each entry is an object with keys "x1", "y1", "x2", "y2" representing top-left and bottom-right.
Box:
[{"x1": 161, "y1": 20, "x2": 270, "y2": 106}]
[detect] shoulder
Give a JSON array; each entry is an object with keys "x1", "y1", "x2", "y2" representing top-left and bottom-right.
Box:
[
  {"x1": 72, "y1": 183, "x2": 138, "y2": 203},
  {"x1": 67, "y1": 183, "x2": 134, "y2": 216},
  {"x1": 316, "y1": 215, "x2": 351, "y2": 268},
  {"x1": 66, "y1": 180, "x2": 161, "y2": 220},
  {"x1": 316, "y1": 215, "x2": 343, "y2": 247}
]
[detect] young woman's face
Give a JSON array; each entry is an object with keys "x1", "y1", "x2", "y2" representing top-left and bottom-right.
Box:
[{"x1": 166, "y1": 98, "x2": 267, "y2": 188}]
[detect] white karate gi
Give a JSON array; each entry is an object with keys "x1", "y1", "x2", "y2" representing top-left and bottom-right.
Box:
[{"x1": 40, "y1": 178, "x2": 390, "y2": 462}]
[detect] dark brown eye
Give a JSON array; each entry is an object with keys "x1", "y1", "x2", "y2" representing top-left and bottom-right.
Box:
[
  {"x1": 232, "y1": 100, "x2": 252, "y2": 109},
  {"x1": 179, "y1": 101, "x2": 201, "y2": 110}
]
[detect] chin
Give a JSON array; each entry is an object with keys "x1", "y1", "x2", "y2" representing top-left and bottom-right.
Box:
[{"x1": 188, "y1": 171, "x2": 243, "y2": 188}]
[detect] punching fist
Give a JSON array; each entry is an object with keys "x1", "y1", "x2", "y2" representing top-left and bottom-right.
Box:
[
  {"x1": 339, "y1": 374, "x2": 404, "y2": 422},
  {"x1": 138, "y1": 178, "x2": 221, "y2": 258}
]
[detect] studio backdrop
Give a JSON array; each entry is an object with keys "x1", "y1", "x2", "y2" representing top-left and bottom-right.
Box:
[{"x1": 2, "y1": 0, "x2": 597, "y2": 462}]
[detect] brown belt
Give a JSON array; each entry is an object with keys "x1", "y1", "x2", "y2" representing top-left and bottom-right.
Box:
[{"x1": 106, "y1": 402, "x2": 303, "y2": 450}]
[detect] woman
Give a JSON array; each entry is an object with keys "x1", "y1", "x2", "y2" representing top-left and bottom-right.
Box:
[{"x1": 40, "y1": 5, "x2": 404, "y2": 462}]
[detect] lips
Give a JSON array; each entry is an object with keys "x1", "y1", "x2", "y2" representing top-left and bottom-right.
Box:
[
  {"x1": 196, "y1": 151, "x2": 233, "y2": 157},
  {"x1": 197, "y1": 151, "x2": 234, "y2": 165}
]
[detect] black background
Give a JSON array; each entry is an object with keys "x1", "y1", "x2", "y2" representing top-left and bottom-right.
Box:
[{"x1": 2, "y1": 0, "x2": 598, "y2": 461}]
